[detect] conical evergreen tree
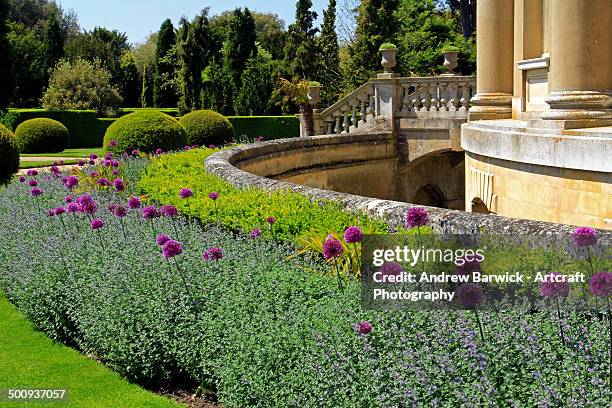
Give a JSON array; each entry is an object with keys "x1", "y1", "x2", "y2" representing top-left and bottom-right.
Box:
[
  {"x1": 284, "y1": 0, "x2": 320, "y2": 80},
  {"x1": 318, "y1": 0, "x2": 341, "y2": 105},
  {"x1": 42, "y1": 11, "x2": 65, "y2": 80},
  {"x1": 0, "y1": 0, "x2": 14, "y2": 108},
  {"x1": 153, "y1": 19, "x2": 178, "y2": 107},
  {"x1": 120, "y1": 52, "x2": 141, "y2": 107}
]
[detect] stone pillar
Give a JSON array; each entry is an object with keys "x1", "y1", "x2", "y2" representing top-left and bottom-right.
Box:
[
  {"x1": 541, "y1": 0, "x2": 611, "y2": 125},
  {"x1": 371, "y1": 73, "x2": 400, "y2": 134},
  {"x1": 469, "y1": 0, "x2": 514, "y2": 120}
]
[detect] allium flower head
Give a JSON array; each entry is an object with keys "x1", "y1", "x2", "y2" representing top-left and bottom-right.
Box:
[
  {"x1": 18, "y1": 176, "x2": 26, "y2": 183},
  {"x1": 208, "y1": 191, "x2": 219, "y2": 200},
  {"x1": 113, "y1": 205, "x2": 127, "y2": 218},
  {"x1": 67, "y1": 203, "x2": 79, "y2": 213},
  {"x1": 539, "y1": 272, "x2": 571, "y2": 298},
  {"x1": 28, "y1": 179, "x2": 38, "y2": 187},
  {"x1": 589, "y1": 271, "x2": 612, "y2": 297},
  {"x1": 78, "y1": 159, "x2": 85, "y2": 166},
  {"x1": 572, "y1": 226, "x2": 597, "y2": 247},
  {"x1": 406, "y1": 207, "x2": 429, "y2": 228},
  {"x1": 179, "y1": 188, "x2": 193, "y2": 199},
  {"x1": 142, "y1": 206, "x2": 160, "y2": 219},
  {"x1": 128, "y1": 196, "x2": 141, "y2": 209},
  {"x1": 156, "y1": 233, "x2": 171, "y2": 246},
  {"x1": 155, "y1": 148, "x2": 163, "y2": 155},
  {"x1": 97, "y1": 178, "x2": 110, "y2": 187},
  {"x1": 380, "y1": 262, "x2": 403, "y2": 276},
  {"x1": 109, "y1": 140, "x2": 118, "y2": 147},
  {"x1": 88, "y1": 159, "x2": 95, "y2": 165},
  {"x1": 162, "y1": 240, "x2": 183, "y2": 258},
  {"x1": 104, "y1": 153, "x2": 113, "y2": 160},
  {"x1": 256, "y1": 136, "x2": 264, "y2": 142},
  {"x1": 31, "y1": 187, "x2": 43, "y2": 197},
  {"x1": 111, "y1": 160, "x2": 119, "y2": 167},
  {"x1": 65, "y1": 196, "x2": 73, "y2": 203},
  {"x1": 249, "y1": 228, "x2": 262, "y2": 239},
  {"x1": 343, "y1": 226, "x2": 363, "y2": 243},
  {"x1": 454, "y1": 256, "x2": 482, "y2": 275},
  {"x1": 50, "y1": 166, "x2": 60, "y2": 175},
  {"x1": 90, "y1": 219, "x2": 104, "y2": 230},
  {"x1": 456, "y1": 283, "x2": 484, "y2": 308},
  {"x1": 208, "y1": 145, "x2": 215, "y2": 149},
  {"x1": 357, "y1": 321, "x2": 372, "y2": 335},
  {"x1": 26, "y1": 169, "x2": 38, "y2": 176},
  {"x1": 113, "y1": 178, "x2": 125, "y2": 192},
  {"x1": 89, "y1": 153, "x2": 98, "y2": 160},
  {"x1": 65, "y1": 176, "x2": 78, "y2": 189},
  {"x1": 54, "y1": 207, "x2": 66, "y2": 216},
  {"x1": 131, "y1": 149, "x2": 139, "y2": 156},
  {"x1": 266, "y1": 217, "x2": 276, "y2": 225},
  {"x1": 76, "y1": 194, "x2": 97, "y2": 214},
  {"x1": 112, "y1": 170, "x2": 119, "y2": 176},
  {"x1": 203, "y1": 247, "x2": 224, "y2": 261},
  {"x1": 323, "y1": 234, "x2": 344, "y2": 259},
  {"x1": 160, "y1": 205, "x2": 178, "y2": 217}
]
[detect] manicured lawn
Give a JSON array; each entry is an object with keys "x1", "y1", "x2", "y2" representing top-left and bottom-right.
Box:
[
  {"x1": 22, "y1": 147, "x2": 104, "y2": 158},
  {"x1": 0, "y1": 292, "x2": 180, "y2": 408},
  {"x1": 19, "y1": 159, "x2": 80, "y2": 169}
]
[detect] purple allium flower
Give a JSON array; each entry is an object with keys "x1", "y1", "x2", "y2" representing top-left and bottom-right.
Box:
[
  {"x1": 249, "y1": 228, "x2": 262, "y2": 239},
  {"x1": 30, "y1": 187, "x2": 43, "y2": 197},
  {"x1": 256, "y1": 136, "x2": 264, "y2": 142},
  {"x1": 266, "y1": 217, "x2": 276, "y2": 225},
  {"x1": 65, "y1": 195, "x2": 73, "y2": 203},
  {"x1": 113, "y1": 178, "x2": 125, "y2": 192},
  {"x1": 104, "y1": 153, "x2": 113, "y2": 160},
  {"x1": 357, "y1": 321, "x2": 372, "y2": 335},
  {"x1": 109, "y1": 140, "x2": 118, "y2": 147},
  {"x1": 89, "y1": 171, "x2": 98, "y2": 177},
  {"x1": 77, "y1": 159, "x2": 86, "y2": 166},
  {"x1": 61, "y1": 176, "x2": 68, "y2": 185},
  {"x1": 539, "y1": 272, "x2": 571, "y2": 298},
  {"x1": 90, "y1": 219, "x2": 104, "y2": 230},
  {"x1": 162, "y1": 240, "x2": 183, "y2": 258},
  {"x1": 454, "y1": 256, "x2": 482, "y2": 275},
  {"x1": 88, "y1": 159, "x2": 95, "y2": 165},
  {"x1": 67, "y1": 203, "x2": 79, "y2": 213},
  {"x1": 208, "y1": 145, "x2": 215, "y2": 149},
  {"x1": 107, "y1": 204, "x2": 117, "y2": 213},
  {"x1": 572, "y1": 226, "x2": 597, "y2": 247},
  {"x1": 179, "y1": 188, "x2": 193, "y2": 199},
  {"x1": 28, "y1": 179, "x2": 38, "y2": 187},
  {"x1": 102, "y1": 160, "x2": 111, "y2": 167},
  {"x1": 54, "y1": 207, "x2": 66, "y2": 216},
  {"x1": 203, "y1": 247, "x2": 224, "y2": 261},
  {"x1": 156, "y1": 233, "x2": 171, "y2": 246},
  {"x1": 113, "y1": 205, "x2": 127, "y2": 218},
  {"x1": 456, "y1": 283, "x2": 484, "y2": 308},
  {"x1": 142, "y1": 206, "x2": 160, "y2": 219},
  {"x1": 406, "y1": 207, "x2": 429, "y2": 228},
  {"x1": 59, "y1": 160, "x2": 64, "y2": 165},
  {"x1": 97, "y1": 178, "x2": 110, "y2": 187},
  {"x1": 26, "y1": 169, "x2": 38, "y2": 176},
  {"x1": 380, "y1": 262, "x2": 403, "y2": 276},
  {"x1": 131, "y1": 149, "x2": 138, "y2": 156},
  {"x1": 208, "y1": 191, "x2": 219, "y2": 201},
  {"x1": 343, "y1": 226, "x2": 363, "y2": 243},
  {"x1": 160, "y1": 205, "x2": 178, "y2": 217},
  {"x1": 18, "y1": 176, "x2": 26, "y2": 183},
  {"x1": 89, "y1": 153, "x2": 98, "y2": 160},
  {"x1": 65, "y1": 176, "x2": 79, "y2": 189},
  {"x1": 128, "y1": 196, "x2": 141, "y2": 209},
  {"x1": 323, "y1": 234, "x2": 344, "y2": 259},
  {"x1": 184, "y1": 146, "x2": 191, "y2": 150},
  {"x1": 76, "y1": 194, "x2": 97, "y2": 215},
  {"x1": 112, "y1": 170, "x2": 119, "y2": 176},
  {"x1": 155, "y1": 148, "x2": 163, "y2": 155},
  {"x1": 589, "y1": 271, "x2": 612, "y2": 297},
  {"x1": 111, "y1": 160, "x2": 119, "y2": 167},
  {"x1": 50, "y1": 166, "x2": 60, "y2": 175},
  {"x1": 47, "y1": 209, "x2": 56, "y2": 217}
]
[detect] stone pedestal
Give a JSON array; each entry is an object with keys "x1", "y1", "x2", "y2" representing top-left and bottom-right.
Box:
[
  {"x1": 469, "y1": 0, "x2": 514, "y2": 120},
  {"x1": 372, "y1": 73, "x2": 400, "y2": 133}
]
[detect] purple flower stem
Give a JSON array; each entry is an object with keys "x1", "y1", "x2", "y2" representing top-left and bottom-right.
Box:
[
  {"x1": 473, "y1": 308, "x2": 485, "y2": 342},
  {"x1": 171, "y1": 220, "x2": 180, "y2": 242},
  {"x1": 119, "y1": 218, "x2": 127, "y2": 241},
  {"x1": 586, "y1": 245, "x2": 595, "y2": 278},
  {"x1": 173, "y1": 258, "x2": 195, "y2": 308},
  {"x1": 555, "y1": 297, "x2": 566, "y2": 347},
  {"x1": 96, "y1": 229, "x2": 105, "y2": 251},
  {"x1": 334, "y1": 258, "x2": 343, "y2": 292}
]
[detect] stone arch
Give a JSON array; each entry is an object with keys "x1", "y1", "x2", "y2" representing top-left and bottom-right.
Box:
[
  {"x1": 413, "y1": 183, "x2": 447, "y2": 208},
  {"x1": 471, "y1": 197, "x2": 492, "y2": 214}
]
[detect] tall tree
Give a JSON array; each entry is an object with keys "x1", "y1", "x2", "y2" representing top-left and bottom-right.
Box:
[
  {"x1": 153, "y1": 19, "x2": 177, "y2": 107},
  {"x1": 318, "y1": 0, "x2": 341, "y2": 105},
  {"x1": 441, "y1": 0, "x2": 476, "y2": 38},
  {"x1": 119, "y1": 52, "x2": 140, "y2": 107},
  {"x1": 284, "y1": 0, "x2": 320, "y2": 80},
  {"x1": 42, "y1": 11, "x2": 64, "y2": 80},
  {"x1": 0, "y1": 0, "x2": 15, "y2": 108},
  {"x1": 345, "y1": 0, "x2": 398, "y2": 87},
  {"x1": 7, "y1": 22, "x2": 45, "y2": 107}
]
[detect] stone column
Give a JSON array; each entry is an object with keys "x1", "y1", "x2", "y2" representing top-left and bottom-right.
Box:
[
  {"x1": 469, "y1": 0, "x2": 514, "y2": 120},
  {"x1": 542, "y1": 0, "x2": 611, "y2": 124}
]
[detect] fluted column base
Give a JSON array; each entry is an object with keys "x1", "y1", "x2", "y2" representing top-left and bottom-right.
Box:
[
  {"x1": 468, "y1": 93, "x2": 512, "y2": 120},
  {"x1": 542, "y1": 90, "x2": 612, "y2": 121}
]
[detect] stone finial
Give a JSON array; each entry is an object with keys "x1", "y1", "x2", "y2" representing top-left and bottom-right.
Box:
[{"x1": 379, "y1": 43, "x2": 398, "y2": 73}]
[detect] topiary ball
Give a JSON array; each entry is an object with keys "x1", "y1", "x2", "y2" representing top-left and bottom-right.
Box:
[
  {"x1": 0, "y1": 123, "x2": 19, "y2": 184},
  {"x1": 179, "y1": 110, "x2": 235, "y2": 146},
  {"x1": 15, "y1": 118, "x2": 69, "y2": 154},
  {"x1": 103, "y1": 110, "x2": 187, "y2": 154}
]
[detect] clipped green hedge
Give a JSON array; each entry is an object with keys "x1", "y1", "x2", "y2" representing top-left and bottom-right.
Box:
[
  {"x1": 0, "y1": 123, "x2": 19, "y2": 184},
  {"x1": 115, "y1": 108, "x2": 179, "y2": 118},
  {"x1": 104, "y1": 110, "x2": 187, "y2": 153},
  {"x1": 15, "y1": 118, "x2": 70, "y2": 154},
  {"x1": 228, "y1": 116, "x2": 299, "y2": 141},
  {"x1": 179, "y1": 110, "x2": 235, "y2": 146}
]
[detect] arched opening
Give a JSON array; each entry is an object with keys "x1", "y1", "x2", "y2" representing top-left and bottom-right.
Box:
[
  {"x1": 471, "y1": 197, "x2": 491, "y2": 214},
  {"x1": 413, "y1": 184, "x2": 447, "y2": 208}
]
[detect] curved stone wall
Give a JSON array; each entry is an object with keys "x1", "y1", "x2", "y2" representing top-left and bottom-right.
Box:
[{"x1": 204, "y1": 134, "x2": 611, "y2": 242}]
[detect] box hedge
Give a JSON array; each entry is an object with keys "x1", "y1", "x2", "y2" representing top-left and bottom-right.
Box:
[
  {"x1": 15, "y1": 118, "x2": 70, "y2": 153},
  {"x1": 179, "y1": 110, "x2": 235, "y2": 146},
  {"x1": 0, "y1": 123, "x2": 19, "y2": 184},
  {"x1": 228, "y1": 116, "x2": 299, "y2": 141}
]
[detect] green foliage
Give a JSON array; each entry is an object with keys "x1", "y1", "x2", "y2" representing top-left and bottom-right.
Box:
[
  {"x1": 153, "y1": 19, "x2": 178, "y2": 108},
  {"x1": 233, "y1": 54, "x2": 279, "y2": 115},
  {"x1": 318, "y1": 0, "x2": 341, "y2": 106},
  {"x1": 200, "y1": 60, "x2": 232, "y2": 114},
  {"x1": 345, "y1": 0, "x2": 399, "y2": 87},
  {"x1": 179, "y1": 110, "x2": 234, "y2": 146},
  {"x1": 42, "y1": 58, "x2": 122, "y2": 116},
  {"x1": 6, "y1": 22, "x2": 45, "y2": 107},
  {"x1": 41, "y1": 11, "x2": 64, "y2": 79},
  {"x1": 228, "y1": 116, "x2": 299, "y2": 140},
  {"x1": 139, "y1": 149, "x2": 389, "y2": 243},
  {"x1": 379, "y1": 42, "x2": 398, "y2": 50},
  {"x1": 119, "y1": 52, "x2": 141, "y2": 107},
  {"x1": 284, "y1": 0, "x2": 321, "y2": 80},
  {"x1": 0, "y1": 0, "x2": 15, "y2": 109},
  {"x1": 103, "y1": 110, "x2": 186, "y2": 153},
  {"x1": 14, "y1": 117, "x2": 69, "y2": 153},
  {"x1": 0, "y1": 123, "x2": 18, "y2": 184}
]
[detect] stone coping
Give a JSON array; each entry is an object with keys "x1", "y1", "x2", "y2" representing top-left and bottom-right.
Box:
[
  {"x1": 462, "y1": 120, "x2": 611, "y2": 172},
  {"x1": 204, "y1": 135, "x2": 611, "y2": 244}
]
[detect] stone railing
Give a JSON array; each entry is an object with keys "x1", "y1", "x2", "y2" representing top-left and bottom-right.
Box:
[{"x1": 314, "y1": 75, "x2": 476, "y2": 136}]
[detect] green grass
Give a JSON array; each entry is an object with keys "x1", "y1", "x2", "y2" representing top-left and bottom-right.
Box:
[
  {"x1": 19, "y1": 160, "x2": 80, "y2": 169},
  {"x1": 21, "y1": 148, "x2": 104, "y2": 158},
  {"x1": 0, "y1": 293, "x2": 180, "y2": 408}
]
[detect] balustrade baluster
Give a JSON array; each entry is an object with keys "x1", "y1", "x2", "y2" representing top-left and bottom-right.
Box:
[
  {"x1": 439, "y1": 82, "x2": 448, "y2": 112},
  {"x1": 359, "y1": 96, "x2": 366, "y2": 125},
  {"x1": 367, "y1": 94, "x2": 375, "y2": 119},
  {"x1": 334, "y1": 115, "x2": 342, "y2": 134},
  {"x1": 326, "y1": 121, "x2": 333, "y2": 135},
  {"x1": 430, "y1": 83, "x2": 440, "y2": 111},
  {"x1": 351, "y1": 102, "x2": 357, "y2": 130},
  {"x1": 342, "y1": 110, "x2": 349, "y2": 133}
]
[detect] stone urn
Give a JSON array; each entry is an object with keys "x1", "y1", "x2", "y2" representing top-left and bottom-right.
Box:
[
  {"x1": 379, "y1": 44, "x2": 398, "y2": 73},
  {"x1": 307, "y1": 83, "x2": 321, "y2": 106},
  {"x1": 442, "y1": 50, "x2": 459, "y2": 75}
]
